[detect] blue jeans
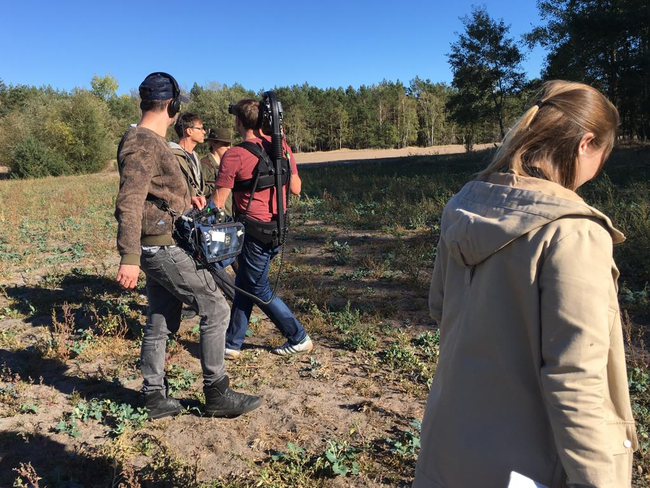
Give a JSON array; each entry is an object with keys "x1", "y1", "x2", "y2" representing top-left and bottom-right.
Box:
[{"x1": 226, "y1": 235, "x2": 307, "y2": 350}]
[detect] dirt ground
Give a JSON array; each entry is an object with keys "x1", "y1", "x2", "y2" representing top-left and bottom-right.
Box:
[
  {"x1": 0, "y1": 164, "x2": 437, "y2": 486},
  {"x1": 0, "y1": 226, "x2": 432, "y2": 487}
]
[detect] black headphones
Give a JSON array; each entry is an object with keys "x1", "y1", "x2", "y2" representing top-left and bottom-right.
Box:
[{"x1": 147, "y1": 72, "x2": 182, "y2": 118}]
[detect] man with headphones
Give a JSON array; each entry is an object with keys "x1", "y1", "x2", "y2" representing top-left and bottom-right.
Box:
[
  {"x1": 212, "y1": 98, "x2": 313, "y2": 359},
  {"x1": 115, "y1": 73, "x2": 262, "y2": 420}
]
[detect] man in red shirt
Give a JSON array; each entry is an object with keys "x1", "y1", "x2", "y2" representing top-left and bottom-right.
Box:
[{"x1": 212, "y1": 98, "x2": 313, "y2": 359}]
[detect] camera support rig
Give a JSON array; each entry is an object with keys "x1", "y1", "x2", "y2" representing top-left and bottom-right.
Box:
[{"x1": 261, "y1": 90, "x2": 288, "y2": 245}]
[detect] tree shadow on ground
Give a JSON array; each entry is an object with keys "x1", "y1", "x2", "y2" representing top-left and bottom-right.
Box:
[
  {"x1": 3, "y1": 269, "x2": 146, "y2": 331},
  {"x1": 0, "y1": 430, "x2": 114, "y2": 487},
  {"x1": 0, "y1": 348, "x2": 139, "y2": 404}
]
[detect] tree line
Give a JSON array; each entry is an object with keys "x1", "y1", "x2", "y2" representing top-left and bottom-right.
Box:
[{"x1": 0, "y1": 0, "x2": 647, "y2": 178}]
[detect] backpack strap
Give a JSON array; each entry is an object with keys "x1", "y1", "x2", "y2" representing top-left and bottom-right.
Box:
[
  {"x1": 238, "y1": 141, "x2": 266, "y2": 160},
  {"x1": 232, "y1": 141, "x2": 275, "y2": 193}
]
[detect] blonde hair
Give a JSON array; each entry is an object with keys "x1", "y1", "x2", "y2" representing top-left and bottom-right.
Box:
[{"x1": 479, "y1": 80, "x2": 619, "y2": 190}]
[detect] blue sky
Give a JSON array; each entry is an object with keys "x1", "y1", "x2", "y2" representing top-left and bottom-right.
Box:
[{"x1": 2, "y1": 0, "x2": 547, "y2": 95}]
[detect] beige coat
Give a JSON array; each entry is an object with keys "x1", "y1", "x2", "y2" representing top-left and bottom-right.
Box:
[{"x1": 413, "y1": 174, "x2": 637, "y2": 488}]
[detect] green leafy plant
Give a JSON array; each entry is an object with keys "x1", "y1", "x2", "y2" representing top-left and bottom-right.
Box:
[
  {"x1": 166, "y1": 365, "x2": 198, "y2": 395},
  {"x1": 315, "y1": 439, "x2": 360, "y2": 477},
  {"x1": 55, "y1": 416, "x2": 81, "y2": 438},
  {"x1": 266, "y1": 441, "x2": 313, "y2": 483},
  {"x1": 330, "y1": 302, "x2": 360, "y2": 333},
  {"x1": 342, "y1": 331, "x2": 377, "y2": 352},
  {"x1": 69, "y1": 328, "x2": 96, "y2": 355},
  {"x1": 55, "y1": 398, "x2": 148, "y2": 437},
  {"x1": 413, "y1": 330, "x2": 440, "y2": 358},
  {"x1": 382, "y1": 341, "x2": 419, "y2": 369},
  {"x1": 629, "y1": 366, "x2": 650, "y2": 457},
  {"x1": 0, "y1": 306, "x2": 21, "y2": 319},
  {"x1": 328, "y1": 240, "x2": 352, "y2": 265},
  {"x1": 385, "y1": 419, "x2": 422, "y2": 459},
  {"x1": 18, "y1": 403, "x2": 39, "y2": 414},
  {"x1": 299, "y1": 357, "x2": 325, "y2": 379}
]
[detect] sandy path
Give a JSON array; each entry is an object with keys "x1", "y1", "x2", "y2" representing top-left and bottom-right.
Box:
[
  {"x1": 294, "y1": 143, "x2": 495, "y2": 164},
  {"x1": 0, "y1": 143, "x2": 495, "y2": 177}
]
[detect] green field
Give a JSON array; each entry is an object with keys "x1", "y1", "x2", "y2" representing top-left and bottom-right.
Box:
[{"x1": 0, "y1": 147, "x2": 648, "y2": 487}]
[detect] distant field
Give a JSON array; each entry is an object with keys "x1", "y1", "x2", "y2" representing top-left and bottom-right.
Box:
[
  {"x1": 1, "y1": 147, "x2": 648, "y2": 487},
  {"x1": 293, "y1": 143, "x2": 496, "y2": 164},
  {"x1": 0, "y1": 143, "x2": 497, "y2": 178}
]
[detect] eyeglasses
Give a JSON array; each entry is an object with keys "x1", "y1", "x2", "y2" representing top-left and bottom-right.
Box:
[{"x1": 189, "y1": 126, "x2": 205, "y2": 132}]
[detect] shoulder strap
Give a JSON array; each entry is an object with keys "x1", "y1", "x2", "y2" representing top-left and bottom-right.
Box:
[
  {"x1": 238, "y1": 141, "x2": 267, "y2": 159},
  {"x1": 232, "y1": 141, "x2": 274, "y2": 193},
  {"x1": 146, "y1": 194, "x2": 179, "y2": 218}
]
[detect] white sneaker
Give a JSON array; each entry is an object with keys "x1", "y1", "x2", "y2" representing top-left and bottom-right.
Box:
[
  {"x1": 271, "y1": 335, "x2": 314, "y2": 356},
  {"x1": 225, "y1": 348, "x2": 241, "y2": 360}
]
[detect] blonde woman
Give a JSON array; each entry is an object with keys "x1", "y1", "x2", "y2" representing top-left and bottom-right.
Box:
[{"x1": 413, "y1": 81, "x2": 638, "y2": 488}]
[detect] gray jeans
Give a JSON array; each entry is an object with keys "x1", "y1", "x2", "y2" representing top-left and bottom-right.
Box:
[{"x1": 140, "y1": 245, "x2": 229, "y2": 394}]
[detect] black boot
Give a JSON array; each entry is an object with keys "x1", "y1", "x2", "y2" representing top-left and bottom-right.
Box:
[
  {"x1": 144, "y1": 390, "x2": 182, "y2": 420},
  {"x1": 204, "y1": 376, "x2": 262, "y2": 417}
]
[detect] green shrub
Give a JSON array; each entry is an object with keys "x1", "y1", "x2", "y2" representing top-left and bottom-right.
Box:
[
  {"x1": 48, "y1": 91, "x2": 113, "y2": 174},
  {"x1": 10, "y1": 137, "x2": 70, "y2": 178}
]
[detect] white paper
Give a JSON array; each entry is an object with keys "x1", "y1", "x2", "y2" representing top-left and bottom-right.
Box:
[
  {"x1": 208, "y1": 230, "x2": 226, "y2": 243},
  {"x1": 508, "y1": 472, "x2": 548, "y2": 488}
]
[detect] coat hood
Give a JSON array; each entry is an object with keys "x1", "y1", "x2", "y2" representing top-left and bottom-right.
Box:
[
  {"x1": 441, "y1": 173, "x2": 624, "y2": 268},
  {"x1": 168, "y1": 141, "x2": 185, "y2": 155}
]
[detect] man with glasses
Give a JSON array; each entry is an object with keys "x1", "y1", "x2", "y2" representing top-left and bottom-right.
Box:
[
  {"x1": 115, "y1": 73, "x2": 261, "y2": 420},
  {"x1": 169, "y1": 112, "x2": 207, "y2": 210},
  {"x1": 170, "y1": 115, "x2": 237, "y2": 304}
]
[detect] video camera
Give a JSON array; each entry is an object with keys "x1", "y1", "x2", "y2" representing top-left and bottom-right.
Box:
[
  {"x1": 260, "y1": 97, "x2": 283, "y2": 133},
  {"x1": 227, "y1": 99, "x2": 284, "y2": 131}
]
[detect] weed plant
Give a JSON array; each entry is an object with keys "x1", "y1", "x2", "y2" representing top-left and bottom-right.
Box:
[
  {"x1": 266, "y1": 438, "x2": 360, "y2": 484},
  {"x1": 55, "y1": 397, "x2": 148, "y2": 438},
  {"x1": 166, "y1": 365, "x2": 199, "y2": 395}
]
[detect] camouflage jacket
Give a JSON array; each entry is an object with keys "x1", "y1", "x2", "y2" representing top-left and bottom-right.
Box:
[{"x1": 115, "y1": 127, "x2": 190, "y2": 266}]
